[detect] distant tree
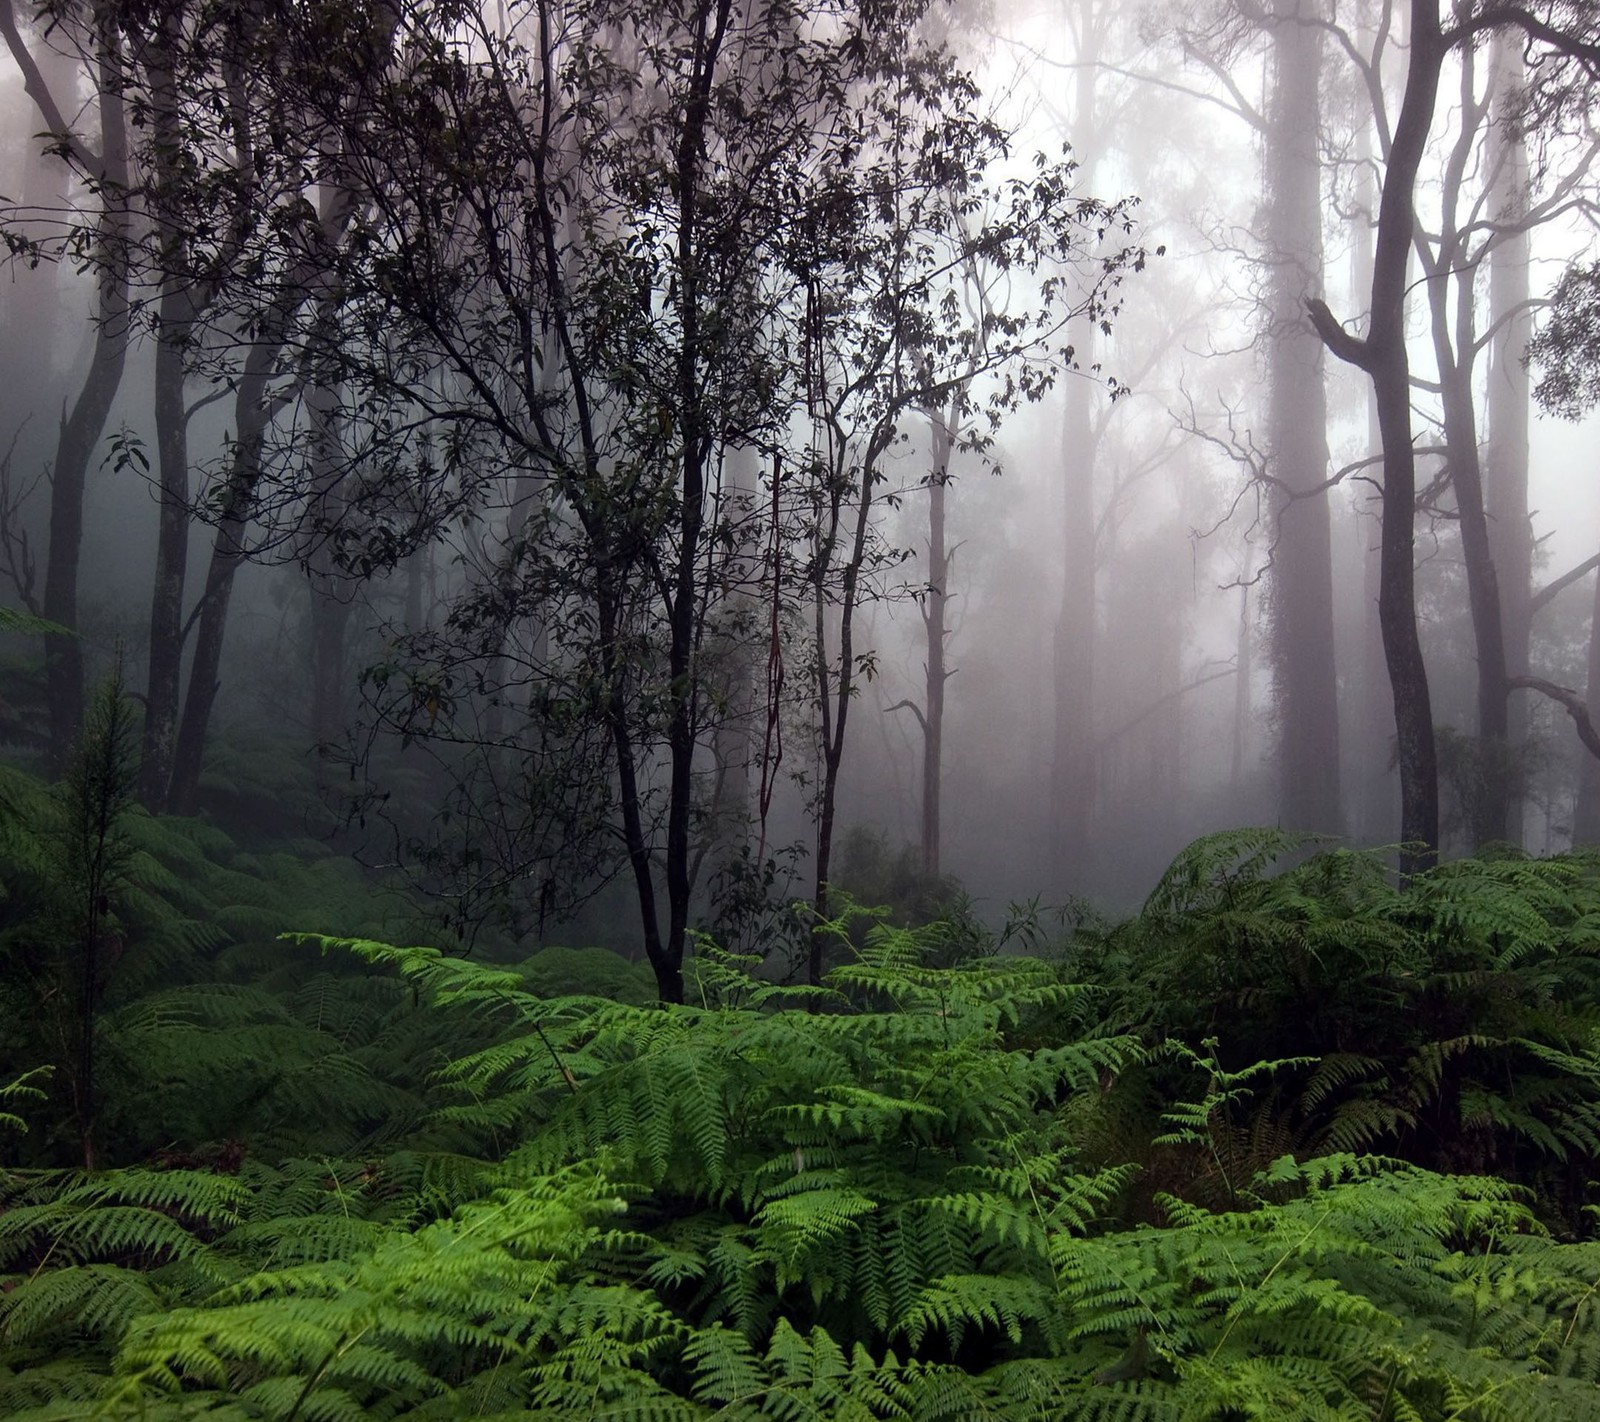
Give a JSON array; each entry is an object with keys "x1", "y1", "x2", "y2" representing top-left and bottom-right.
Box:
[
  {"x1": 1142, "y1": 0, "x2": 1344, "y2": 837},
  {"x1": 1486, "y1": 33, "x2": 1535, "y2": 835},
  {"x1": 1262, "y1": 0, "x2": 1342, "y2": 837},
  {"x1": 0, "y1": 0, "x2": 133, "y2": 769},
  {"x1": 1051, "y1": 0, "x2": 1113, "y2": 890},
  {"x1": 794, "y1": 124, "x2": 1139, "y2": 984}
]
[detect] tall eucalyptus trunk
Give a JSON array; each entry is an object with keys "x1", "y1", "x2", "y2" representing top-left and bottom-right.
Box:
[
  {"x1": 0, "y1": 2, "x2": 135, "y2": 768},
  {"x1": 1308, "y1": 0, "x2": 1445, "y2": 874},
  {"x1": 139, "y1": 0, "x2": 198, "y2": 810},
  {"x1": 1051, "y1": 0, "x2": 1104, "y2": 891},
  {"x1": 1577, "y1": 544, "x2": 1600, "y2": 844},
  {"x1": 166, "y1": 348, "x2": 276, "y2": 813},
  {"x1": 303, "y1": 385, "x2": 350, "y2": 774},
  {"x1": 1349, "y1": 105, "x2": 1396, "y2": 844},
  {"x1": 1264, "y1": 0, "x2": 1341, "y2": 835},
  {"x1": 1486, "y1": 33, "x2": 1533, "y2": 841},
  {"x1": 919, "y1": 409, "x2": 955, "y2": 877},
  {"x1": 1053, "y1": 331, "x2": 1098, "y2": 888}
]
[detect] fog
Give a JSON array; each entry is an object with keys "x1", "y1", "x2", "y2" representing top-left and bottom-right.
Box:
[{"x1": 4, "y1": 0, "x2": 1600, "y2": 969}]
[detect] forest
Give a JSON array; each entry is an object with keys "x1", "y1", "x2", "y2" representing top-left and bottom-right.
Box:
[{"x1": 8, "y1": 0, "x2": 1600, "y2": 1416}]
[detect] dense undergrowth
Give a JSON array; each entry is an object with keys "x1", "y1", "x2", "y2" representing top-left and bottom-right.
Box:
[{"x1": 6, "y1": 731, "x2": 1600, "y2": 1416}]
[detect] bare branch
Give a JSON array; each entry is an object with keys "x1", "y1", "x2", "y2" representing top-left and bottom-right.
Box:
[
  {"x1": 1306, "y1": 296, "x2": 1374, "y2": 370},
  {"x1": 1530, "y1": 552, "x2": 1600, "y2": 614},
  {"x1": 883, "y1": 698, "x2": 929, "y2": 736},
  {"x1": 0, "y1": 0, "x2": 102, "y2": 174},
  {"x1": 1509, "y1": 675, "x2": 1600, "y2": 761},
  {"x1": 1097, "y1": 666, "x2": 1238, "y2": 752}
]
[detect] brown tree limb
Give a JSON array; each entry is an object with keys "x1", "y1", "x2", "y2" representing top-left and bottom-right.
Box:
[
  {"x1": 1305, "y1": 297, "x2": 1374, "y2": 371},
  {"x1": 1446, "y1": 8, "x2": 1600, "y2": 74},
  {"x1": 1097, "y1": 666, "x2": 1237, "y2": 752},
  {"x1": 884, "y1": 698, "x2": 929, "y2": 735},
  {"x1": 0, "y1": 0, "x2": 101, "y2": 174},
  {"x1": 1530, "y1": 552, "x2": 1600, "y2": 615},
  {"x1": 1509, "y1": 675, "x2": 1600, "y2": 761}
]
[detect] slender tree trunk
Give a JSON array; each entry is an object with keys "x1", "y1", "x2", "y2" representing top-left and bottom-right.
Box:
[
  {"x1": 1372, "y1": 344, "x2": 1439, "y2": 872},
  {"x1": 21, "y1": 7, "x2": 133, "y2": 770},
  {"x1": 1054, "y1": 340, "x2": 1097, "y2": 887},
  {"x1": 1231, "y1": 560, "x2": 1252, "y2": 790},
  {"x1": 1358, "y1": 503, "x2": 1395, "y2": 840},
  {"x1": 166, "y1": 351, "x2": 275, "y2": 813},
  {"x1": 919, "y1": 408, "x2": 957, "y2": 877},
  {"x1": 1433, "y1": 338, "x2": 1509, "y2": 844},
  {"x1": 707, "y1": 444, "x2": 760, "y2": 855},
  {"x1": 160, "y1": 2, "x2": 376, "y2": 811},
  {"x1": 1487, "y1": 32, "x2": 1533, "y2": 841},
  {"x1": 1309, "y1": 0, "x2": 1443, "y2": 874},
  {"x1": 599, "y1": 572, "x2": 678, "y2": 1001},
  {"x1": 1265, "y1": 0, "x2": 1342, "y2": 835},
  {"x1": 1418, "y1": 40, "x2": 1510, "y2": 846},
  {"x1": 1052, "y1": 0, "x2": 1102, "y2": 891},
  {"x1": 141, "y1": 279, "x2": 193, "y2": 809},
  {"x1": 1577, "y1": 546, "x2": 1600, "y2": 843},
  {"x1": 304, "y1": 386, "x2": 350, "y2": 772},
  {"x1": 657, "y1": 0, "x2": 731, "y2": 1000},
  {"x1": 309, "y1": 583, "x2": 352, "y2": 760},
  {"x1": 139, "y1": 8, "x2": 197, "y2": 810},
  {"x1": 1350, "y1": 114, "x2": 1396, "y2": 844},
  {"x1": 810, "y1": 428, "x2": 890, "y2": 985}
]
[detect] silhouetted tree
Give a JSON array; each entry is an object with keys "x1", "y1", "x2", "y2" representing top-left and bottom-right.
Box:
[
  {"x1": 0, "y1": 0, "x2": 132, "y2": 768},
  {"x1": 1263, "y1": 0, "x2": 1342, "y2": 837}
]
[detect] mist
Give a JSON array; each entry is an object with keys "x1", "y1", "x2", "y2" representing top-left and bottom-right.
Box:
[
  {"x1": 4, "y1": 0, "x2": 1600, "y2": 974},
  {"x1": 16, "y1": 5, "x2": 1600, "y2": 1413}
]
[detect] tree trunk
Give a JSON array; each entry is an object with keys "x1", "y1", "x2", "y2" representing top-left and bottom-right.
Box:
[
  {"x1": 599, "y1": 571, "x2": 678, "y2": 1002},
  {"x1": 309, "y1": 582, "x2": 352, "y2": 764},
  {"x1": 707, "y1": 444, "x2": 760, "y2": 858},
  {"x1": 1350, "y1": 110, "x2": 1396, "y2": 844},
  {"x1": 1372, "y1": 344, "x2": 1439, "y2": 873},
  {"x1": 139, "y1": 10, "x2": 197, "y2": 809},
  {"x1": 1231, "y1": 559, "x2": 1252, "y2": 790},
  {"x1": 810, "y1": 427, "x2": 891, "y2": 986},
  {"x1": 654, "y1": 0, "x2": 730, "y2": 1002},
  {"x1": 140, "y1": 278, "x2": 193, "y2": 809},
  {"x1": 1432, "y1": 339, "x2": 1509, "y2": 845},
  {"x1": 1308, "y1": 0, "x2": 1444, "y2": 874},
  {"x1": 1265, "y1": 0, "x2": 1342, "y2": 835},
  {"x1": 166, "y1": 351, "x2": 275, "y2": 814},
  {"x1": 19, "y1": 6, "x2": 134, "y2": 770},
  {"x1": 1051, "y1": 0, "x2": 1103, "y2": 891},
  {"x1": 919, "y1": 408, "x2": 957, "y2": 878},
  {"x1": 1418, "y1": 38, "x2": 1511, "y2": 847},
  {"x1": 1486, "y1": 32, "x2": 1533, "y2": 842},
  {"x1": 1053, "y1": 340, "x2": 1098, "y2": 888},
  {"x1": 1577, "y1": 545, "x2": 1600, "y2": 844}
]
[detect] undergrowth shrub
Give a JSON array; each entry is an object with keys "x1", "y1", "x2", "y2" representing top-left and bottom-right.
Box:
[
  {"x1": 4, "y1": 830, "x2": 1600, "y2": 1417},
  {"x1": 0, "y1": 753, "x2": 428, "y2": 1169},
  {"x1": 1075, "y1": 829, "x2": 1600, "y2": 1228}
]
